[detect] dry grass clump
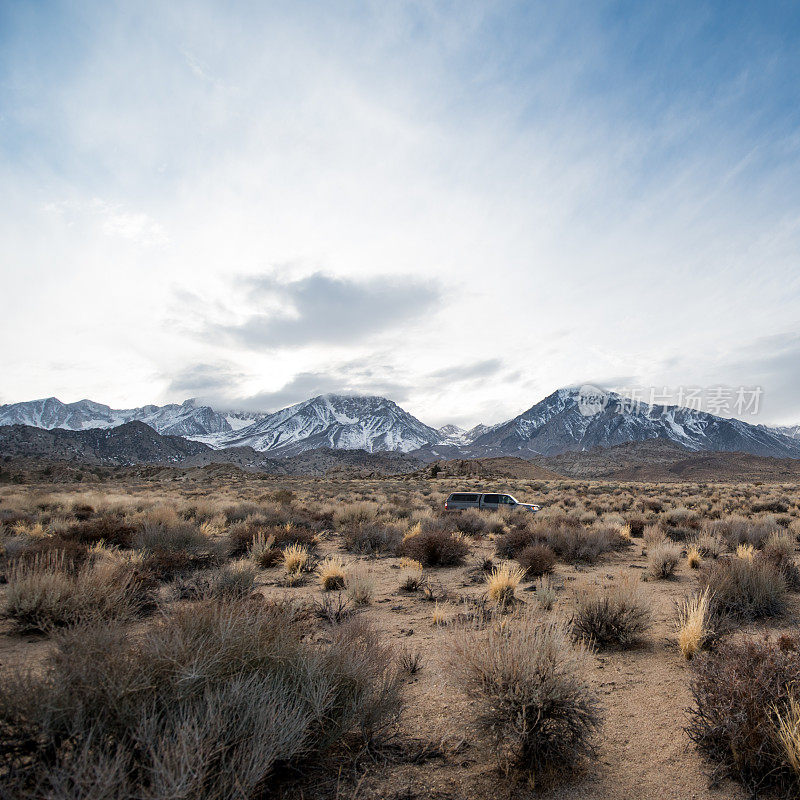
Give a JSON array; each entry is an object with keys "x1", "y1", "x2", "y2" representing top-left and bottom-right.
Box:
[
  {"x1": 400, "y1": 526, "x2": 469, "y2": 567},
  {"x1": 775, "y1": 694, "x2": 800, "y2": 781},
  {"x1": 677, "y1": 588, "x2": 713, "y2": 659},
  {"x1": 317, "y1": 556, "x2": 348, "y2": 591},
  {"x1": 485, "y1": 562, "x2": 525, "y2": 607},
  {"x1": 698, "y1": 556, "x2": 787, "y2": 621},
  {"x1": 687, "y1": 636, "x2": 800, "y2": 795},
  {"x1": 515, "y1": 543, "x2": 556, "y2": 577},
  {"x1": 397, "y1": 647, "x2": 423, "y2": 676},
  {"x1": 0, "y1": 600, "x2": 402, "y2": 799},
  {"x1": 346, "y1": 566, "x2": 375, "y2": 606},
  {"x1": 3, "y1": 552, "x2": 143, "y2": 632},
  {"x1": 229, "y1": 518, "x2": 317, "y2": 556},
  {"x1": 398, "y1": 558, "x2": 424, "y2": 592},
  {"x1": 283, "y1": 543, "x2": 312, "y2": 576},
  {"x1": 448, "y1": 615, "x2": 601, "y2": 779},
  {"x1": 686, "y1": 545, "x2": 702, "y2": 569},
  {"x1": 571, "y1": 576, "x2": 652, "y2": 649},
  {"x1": 431, "y1": 601, "x2": 448, "y2": 626},
  {"x1": 736, "y1": 542, "x2": 754, "y2": 561},
  {"x1": 647, "y1": 540, "x2": 682, "y2": 579}
]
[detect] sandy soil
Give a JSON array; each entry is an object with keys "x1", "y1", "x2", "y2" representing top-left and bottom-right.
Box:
[{"x1": 2, "y1": 477, "x2": 798, "y2": 800}]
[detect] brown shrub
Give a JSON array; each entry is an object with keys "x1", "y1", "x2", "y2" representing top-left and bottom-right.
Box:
[
  {"x1": 400, "y1": 528, "x2": 469, "y2": 567},
  {"x1": 448, "y1": 615, "x2": 601, "y2": 778},
  {"x1": 698, "y1": 556, "x2": 787, "y2": 621},
  {"x1": 452, "y1": 508, "x2": 489, "y2": 536},
  {"x1": 494, "y1": 525, "x2": 538, "y2": 559},
  {"x1": 3, "y1": 553, "x2": 143, "y2": 632},
  {"x1": 16, "y1": 536, "x2": 90, "y2": 567},
  {"x1": 708, "y1": 515, "x2": 777, "y2": 550},
  {"x1": 71, "y1": 503, "x2": 95, "y2": 521},
  {"x1": 761, "y1": 531, "x2": 800, "y2": 590},
  {"x1": 65, "y1": 514, "x2": 134, "y2": 548},
  {"x1": 687, "y1": 636, "x2": 800, "y2": 795},
  {"x1": 548, "y1": 524, "x2": 627, "y2": 564},
  {"x1": 516, "y1": 543, "x2": 556, "y2": 577},
  {"x1": 342, "y1": 522, "x2": 403, "y2": 555},
  {"x1": 570, "y1": 577, "x2": 652, "y2": 649},
  {"x1": 752, "y1": 498, "x2": 790, "y2": 514},
  {"x1": 626, "y1": 516, "x2": 646, "y2": 538},
  {"x1": 647, "y1": 541, "x2": 682, "y2": 579},
  {"x1": 0, "y1": 600, "x2": 402, "y2": 798}
]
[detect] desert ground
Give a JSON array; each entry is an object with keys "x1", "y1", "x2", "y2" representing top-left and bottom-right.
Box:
[{"x1": 1, "y1": 470, "x2": 799, "y2": 799}]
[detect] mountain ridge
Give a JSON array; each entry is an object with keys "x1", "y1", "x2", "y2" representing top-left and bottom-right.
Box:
[{"x1": 2, "y1": 387, "x2": 799, "y2": 461}]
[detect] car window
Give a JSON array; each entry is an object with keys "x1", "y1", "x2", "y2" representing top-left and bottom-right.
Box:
[
  {"x1": 499, "y1": 495, "x2": 516, "y2": 505},
  {"x1": 451, "y1": 493, "x2": 479, "y2": 502},
  {"x1": 482, "y1": 494, "x2": 501, "y2": 504}
]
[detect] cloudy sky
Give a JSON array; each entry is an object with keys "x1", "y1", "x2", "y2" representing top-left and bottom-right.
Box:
[{"x1": 2, "y1": 1, "x2": 800, "y2": 428}]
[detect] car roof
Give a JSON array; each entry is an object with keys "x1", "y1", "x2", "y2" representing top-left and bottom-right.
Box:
[{"x1": 448, "y1": 491, "x2": 511, "y2": 495}]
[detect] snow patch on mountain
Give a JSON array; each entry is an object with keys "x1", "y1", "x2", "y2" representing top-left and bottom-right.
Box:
[
  {"x1": 3, "y1": 388, "x2": 800, "y2": 461},
  {"x1": 0, "y1": 398, "x2": 232, "y2": 438},
  {"x1": 216, "y1": 394, "x2": 441, "y2": 456}
]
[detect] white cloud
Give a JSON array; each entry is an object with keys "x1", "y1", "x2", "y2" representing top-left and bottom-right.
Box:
[
  {"x1": 43, "y1": 199, "x2": 169, "y2": 246},
  {"x1": 1, "y1": 2, "x2": 799, "y2": 426}
]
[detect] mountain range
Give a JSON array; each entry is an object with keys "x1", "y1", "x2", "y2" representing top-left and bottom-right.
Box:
[
  {"x1": 1, "y1": 387, "x2": 799, "y2": 461},
  {"x1": 0, "y1": 422, "x2": 423, "y2": 476}
]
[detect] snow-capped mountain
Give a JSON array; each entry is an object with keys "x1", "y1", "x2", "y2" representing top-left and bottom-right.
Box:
[
  {"x1": 0, "y1": 398, "x2": 232, "y2": 438},
  {"x1": 0, "y1": 394, "x2": 439, "y2": 456},
  {"x1": 436, "y1": 422, "x2": 497, "y2": 446},
  {"x1": 769, "y1": 424, "x2": 800, "y2": 440},
  {"x1": 2, "y1": 387, "x2": 799, "y2": 461},
  {"x1": 212, "y1": 394, "x2": 441, "y2": 456},
  {"x1": 463, "y1": 387, "x2": 800, "y2": 459}
]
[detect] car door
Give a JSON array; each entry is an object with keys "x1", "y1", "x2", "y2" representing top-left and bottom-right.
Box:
[{"x1": 481, "y1": 493, "x2": 502, "y2": 509}]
